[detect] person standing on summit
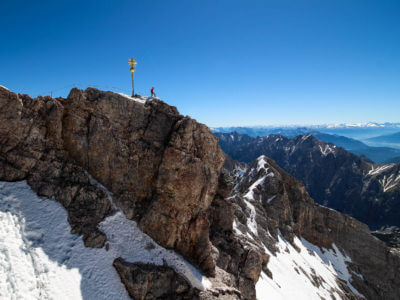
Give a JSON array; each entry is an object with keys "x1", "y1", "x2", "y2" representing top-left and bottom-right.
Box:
[{"x1": 150, "y1": 87, "x2": 156, "y2": 97}]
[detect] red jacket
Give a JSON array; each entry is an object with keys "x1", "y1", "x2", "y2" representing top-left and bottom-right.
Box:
[{"x1": 151, "y1": 87, "x2": 154, "y2": 93}]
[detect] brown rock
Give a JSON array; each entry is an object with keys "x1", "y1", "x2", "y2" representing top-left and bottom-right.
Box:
[
  {"x1": 113, "y1": 258, "x2": 198, "y2": 300},
  {"x1": 0, "y1": 86, "x2": 225, "y2": 271}
]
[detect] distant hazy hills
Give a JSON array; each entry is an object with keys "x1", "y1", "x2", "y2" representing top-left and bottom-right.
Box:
[
  {"x1": 312, "y1": 133, "x2": 400, "y2": 164},
  {"x1": 212, "y1": 123, "x2": 400, "y2": 139},
  {"x1": 212, "y1": 126, "x2": 400, "y2": 163},
  {"x1": 366, "y1": 132, "x2": 400, "y2": 149}
]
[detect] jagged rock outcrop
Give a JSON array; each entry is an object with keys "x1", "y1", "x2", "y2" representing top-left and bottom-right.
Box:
[
  {"x1": 216, "y1": 132, "x2": 400, "y2": 230},
  {"x1": 0, "y1": 86, "x2": 225, "y2": 275},
  {"x1": 113, "y1": 258, "x2": 243, "y2": 300},
  {"x1": 2, "y1": 86, "x2": 400, "y2": 299},
  {"x1": 372, "y1": 226, "x2": 400, "y2": 248},
  {"x1": 113, "y1": 258, "x2": 198, "y2": 300},
  {"x1": 218, "y1": 155, "x2": 400, "y2": 299}
]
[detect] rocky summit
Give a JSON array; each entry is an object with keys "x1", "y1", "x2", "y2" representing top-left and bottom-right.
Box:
[{"x1": 1, "y1": 86, "x2": 400, "y2": 299}]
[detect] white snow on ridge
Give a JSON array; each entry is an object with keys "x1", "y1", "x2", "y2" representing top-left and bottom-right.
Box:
[
  {"x1": 318, "y1": 144, "x2": 335, "y2": 157},
  {"x1": 0, "y1": 181, "x2": 130, "y2": 300},
  {"x1": 367, "y1": 165, "x2": 400, "y2": 192},
  {"x1": 256, "y1": 233, "x2": 364, "y2": 300},
  {"x1": 242, "y1": 197, "x2": 259, "y2": 237},
  {"x1": 368, "y1": 164, "x2": 394, "y2": 176},
  {"x1": 117, "y1": 92, "x2": 148, "y2": 104},
  {"x1": 0, "y1": 180, "x2": 211, "y2": 300},
  {"x1": 243, "y1": 176, "x2": 265, "y2": 237},
  {"x1": 379, "y1": 173, "x2": 400, "y2": 193},
  {"x1": 257, "y1": 155, "x2": 268, "y2": 171},
  {"x1": 0, "y1": 85, "x2": 9, "y2": 91},
  {"x1": 256, "y1": 156, "x2": 274, "y2": 177},
  {"x1": 242, "y1": 157, "x2": 276, "y2": 237}
]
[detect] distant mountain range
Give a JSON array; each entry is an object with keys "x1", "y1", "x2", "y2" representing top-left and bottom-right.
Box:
[
  {"x1": 312, "y1": 133, "x2": 400, "y2": 163},
  {"x1": 212, "y1": 127, "x2": 400, "y2": 163},
  {"x1": 215, "y1": 132, "x2": 400, "y2": 230},
  {"x1": 212, "y1": 123, "x2": 400, "y2": 140},
  {"x1": 366, "y1": 131, "x2": 400, "y2": 149}
]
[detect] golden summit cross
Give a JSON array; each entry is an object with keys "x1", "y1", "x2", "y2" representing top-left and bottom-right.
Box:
[{"x1": 128, "y1": 58, "x2": 137, "y2": 96}]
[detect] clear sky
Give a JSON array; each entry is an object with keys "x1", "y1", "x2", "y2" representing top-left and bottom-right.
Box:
[{"x1": 1, "y1": 0, "x2": 399, "y2": 127}]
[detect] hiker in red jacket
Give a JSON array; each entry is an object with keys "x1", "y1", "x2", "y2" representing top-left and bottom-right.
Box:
[{"x1": 151, "y1": 87, "x2": 156, "y2": 97}]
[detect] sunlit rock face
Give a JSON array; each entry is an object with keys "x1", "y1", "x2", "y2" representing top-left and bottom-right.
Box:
[
  {"x1": 1, "y1": 85, "x2": 400, "y2": 300},
  {"x1": 0, "y1": 86, "x2": 225, "y2": 274}
]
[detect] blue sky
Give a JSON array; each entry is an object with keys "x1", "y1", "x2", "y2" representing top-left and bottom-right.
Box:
[{"x1": 1, "y1": 0, "x2": 399, "y2": 126}]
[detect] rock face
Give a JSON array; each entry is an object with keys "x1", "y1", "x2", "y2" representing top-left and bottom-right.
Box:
[
  {"x1": 113, "y1": 258, "x2": 198, "y2": 300},
  {"x1": 0, "y1": 88, "x2": 112, "y2": 247},
  {"x1": 372, "y1": 226, "x2": 400, "y2": 248},
  {"x1": 216, "y1": 132, "x2": 400, "y2": 230},
  {"x1": 0, "y1": 86, "x2": 225, "y2": 274},
  {"x1": 218, "y1": 155, "x2": 400, "y2": 299},
  {"x1": 2, "y1": 86, "x2": 400, "y2": 300}
]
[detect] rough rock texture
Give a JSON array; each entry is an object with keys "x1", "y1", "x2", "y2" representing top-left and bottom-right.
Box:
[
  {"x1": 372, "y1": 226, "x2": 400, "y2": 248},
  {"x1": 114, "y1": 258, "x2": 243, "y2": 300},
  {"x1": 216, "y1": 132, "x2": 400, "y2": 230},
  {"x1": 221, "y1": 155, "x2": 400, "y2": 299},
  {"x1": 0, "y1": 86, "x2": 225, "y2": 274},
  {"x1": 62, "y1": 88, "x2": 225, "y2": 274},
  {"x1": 207, "y1": 179, "x2": 267, "y2": 300},
  {"x1": 113, "y1": 258, "x2": 198, "y2": 300},
  {"x1": 3, "y1": 86, "x2": 400, "y2": 299},
  {"x1": 0, "y1": 88, "x2": 111, "y2": 247}
]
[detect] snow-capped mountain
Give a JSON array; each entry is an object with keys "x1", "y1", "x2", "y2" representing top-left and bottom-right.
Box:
[
  {"x1": 216, "y1": 132, "x2": 400, "y2": 230},
  {"x1": 213, "y1": 123, "x2": 400, "y2": 141}
]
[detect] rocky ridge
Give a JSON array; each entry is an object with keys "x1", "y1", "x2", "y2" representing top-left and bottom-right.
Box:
[
  {"x1": 0, "y1": 86, "x2": 224, "y2": 275},
  {"x1": 223, "y1": 155, "x2": 400, "y2": 299},
  {"x1": 1, "y1": 86, "x2": 400, "y2": 299},
  {"x1": 216, "y1": 132, "x2": 400, "y2": 230}
]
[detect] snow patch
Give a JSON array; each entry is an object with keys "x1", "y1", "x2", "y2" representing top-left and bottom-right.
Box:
[
  {"x1": 378, "y1": 173, "x2": 400, "y2": 192},
  {"x1": 0, "y1": 180, "x2": 211, "y2": 300},
  {"x1": 367, "y1": 164, "x2": 394, "y2": 176},
  {"x1": 0, "y1": 181, "x2": 130, "y2": 300},
  {"x1": 242, "y1": 198, "x2": 258, "y2": 237},
  {"x1": 89, "y1": 174, "x2": 212, "y2": 291},
  {"x1": 256, "y1": 233, "x2": 364, "y2": 299},
  {"x1": 99, "y1": 212, "x2": 211, "y2": 291},
  {"x1": 266, "y1": 195, "x2": 276, "y2": 204},
  {"x1": 318, "y1": 144, "x2": 335, "y2": 157},
  {"x1": 242, "y1": 175, "x2": 267, "y2": 237},
  {"x1": 257, "y1": 156, "x2": 268, "y2": 171},
  {"x1": 0, "y1": 85, "x2": 9, "y2": 91},
  {"x1": 117, "y1": 92, "x2": 147, "y2": 104},
  {"x1": 367, "y1": 165, "x2": 399, "y2": 192}
]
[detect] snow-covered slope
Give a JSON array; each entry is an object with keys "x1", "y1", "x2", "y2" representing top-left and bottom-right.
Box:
[
  {"x1": 256, "y1": 234, "x2": 363, "y2": 300},
  {"x1": 0, "y1": 180, "x2": 210, "y2": 299},
  {"x1": 232, "y1": 156, "x2": 364, "y2": 299},
  {"x1": 0, "y1": 181, "x2": 130, "y2": 299}
]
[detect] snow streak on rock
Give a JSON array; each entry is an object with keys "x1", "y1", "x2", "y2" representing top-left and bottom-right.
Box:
[
  {"x1": 234, "y1": 155, "x2": 365, "y2": 299},
  {"x1": 256, "y1": 233, "x2": 364, "y2": 300}
]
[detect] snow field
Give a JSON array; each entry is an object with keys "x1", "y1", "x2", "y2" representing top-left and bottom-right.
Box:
[{"x1": 0, "y1": 180, "x2": 211, "y2": 300}]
